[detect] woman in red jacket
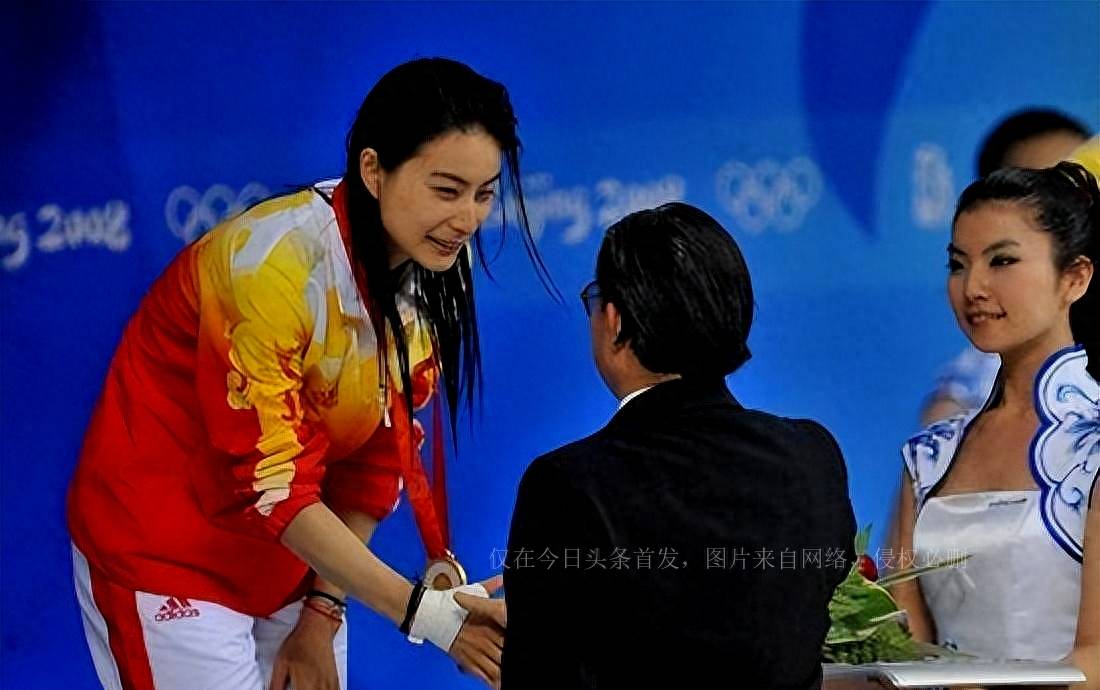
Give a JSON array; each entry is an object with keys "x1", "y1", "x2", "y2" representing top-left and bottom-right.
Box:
[{"x1": 68, "y1": 57, "x2": 552, "y2": 690}]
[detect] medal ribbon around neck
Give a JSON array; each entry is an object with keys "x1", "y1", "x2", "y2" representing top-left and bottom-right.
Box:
[{"x1": 331, "y1": 181, "x2": 458, "y2": 586}]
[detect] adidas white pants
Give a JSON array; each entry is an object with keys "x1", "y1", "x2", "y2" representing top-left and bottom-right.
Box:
[{"x1": 72, "y1": 545, "x2": 348, "y2": 690}]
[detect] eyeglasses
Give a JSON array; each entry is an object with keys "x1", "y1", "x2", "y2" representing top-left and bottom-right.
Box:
[{"x1": 580, "y1": 280, "x2": 602, "y2": 316}]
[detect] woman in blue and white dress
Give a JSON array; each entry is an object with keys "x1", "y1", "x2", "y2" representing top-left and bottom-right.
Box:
[{"x1": 889, "y1": 160, "x2": 1100, "y2": 689}]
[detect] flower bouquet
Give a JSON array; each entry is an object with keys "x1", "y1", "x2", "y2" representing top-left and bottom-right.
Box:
[{"x1": 824, "y1": 526, "x2": 969, "y2": 664}]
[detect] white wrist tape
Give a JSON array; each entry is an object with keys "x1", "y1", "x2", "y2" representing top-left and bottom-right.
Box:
[{"x1": 408, "y1": 583, "x2": 488, "y2": 651}]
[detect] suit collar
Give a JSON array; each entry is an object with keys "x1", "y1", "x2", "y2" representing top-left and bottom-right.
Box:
[
  {"x1": 617, "y1": 385, "x2": 656, "y2": 410},
  {"x1": 605, "y1": 376, "x2": 738, "y2": 431}
]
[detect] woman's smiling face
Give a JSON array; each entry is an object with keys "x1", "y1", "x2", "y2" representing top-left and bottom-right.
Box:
[
  {"x1": 365, "y1": 126, "x2": 502, "y2": 271},
  {"x1": 948, "y1": 201, "x2": 1077, "y2": 359}
]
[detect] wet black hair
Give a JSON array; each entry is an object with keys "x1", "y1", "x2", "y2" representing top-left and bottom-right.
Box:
[{"x1": 342, "y1": 57, "x2": 557, "y2": 435}]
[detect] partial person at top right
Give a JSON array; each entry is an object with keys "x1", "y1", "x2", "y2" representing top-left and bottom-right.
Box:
[{"x1": 920, "y1": 108, "x2": 1092, "y2": 425}]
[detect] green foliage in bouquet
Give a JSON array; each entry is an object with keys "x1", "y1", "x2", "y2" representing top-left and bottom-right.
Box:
[{"x1": 823, "y1": 526, "x2": 969, "y2": 664}]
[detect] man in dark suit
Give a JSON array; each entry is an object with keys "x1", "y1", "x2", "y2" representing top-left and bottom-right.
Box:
[{"x1": 501, "y1": 203, "x2": 856, "y2": 690}]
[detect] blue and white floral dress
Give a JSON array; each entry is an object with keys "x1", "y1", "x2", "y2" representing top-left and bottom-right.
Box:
[{"x1": 902, "y1": 346, "x2": 1099, "y2": 660}]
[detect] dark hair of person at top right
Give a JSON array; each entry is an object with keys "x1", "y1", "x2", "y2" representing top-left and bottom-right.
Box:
[{"x1": 977, "y1": 108, "x2": 1091, "y2": 177}]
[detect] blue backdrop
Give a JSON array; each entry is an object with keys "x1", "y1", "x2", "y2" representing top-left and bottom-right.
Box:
[{"x1": 3, "y1": 2, "x2": 1098, "y2": 687}]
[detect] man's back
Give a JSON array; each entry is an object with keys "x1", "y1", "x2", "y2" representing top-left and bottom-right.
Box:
[{"x1": 502, "y1": 377, "x2": 855, "y2": 689}]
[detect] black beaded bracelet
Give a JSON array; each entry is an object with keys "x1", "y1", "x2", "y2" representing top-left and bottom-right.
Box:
[
  {"x1": 399, "y1": 579, "x2": 426, "y2": 636},
  {"x1": 306, "y1": 589, "x2": 347, "y2": 610}
]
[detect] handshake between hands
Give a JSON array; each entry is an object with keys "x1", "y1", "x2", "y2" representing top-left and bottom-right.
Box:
[{"x1": 412, "y1": 575, "x2": 508, "y2": 690}]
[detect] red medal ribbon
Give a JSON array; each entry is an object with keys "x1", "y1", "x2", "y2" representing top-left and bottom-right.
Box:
[
  {"x1": 331, "y1": 180, "x2": 451, "y2": 561},
  {"x1": 391, "y1": 393, "x2": 450, "y2": 560},
  {"x1": 432, "y1": 396, "x2": 449, "y2": 547}
]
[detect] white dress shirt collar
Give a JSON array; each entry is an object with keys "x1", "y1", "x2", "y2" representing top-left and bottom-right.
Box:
[{"x1": 617, "y1": 385, "x2": 655, "y2": 411}]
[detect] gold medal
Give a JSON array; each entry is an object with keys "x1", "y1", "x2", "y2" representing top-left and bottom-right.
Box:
[{"x1": 423, "y1": 552, "x2": 467, "y2": 590}]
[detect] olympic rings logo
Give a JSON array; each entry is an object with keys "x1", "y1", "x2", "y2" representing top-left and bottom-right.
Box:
[
  {"x1": 164, "y1": 182, "x2": 271, "y2": 243},
  {"x1": 714, "y1": 157, "x2": 823, "y2": 234}
]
